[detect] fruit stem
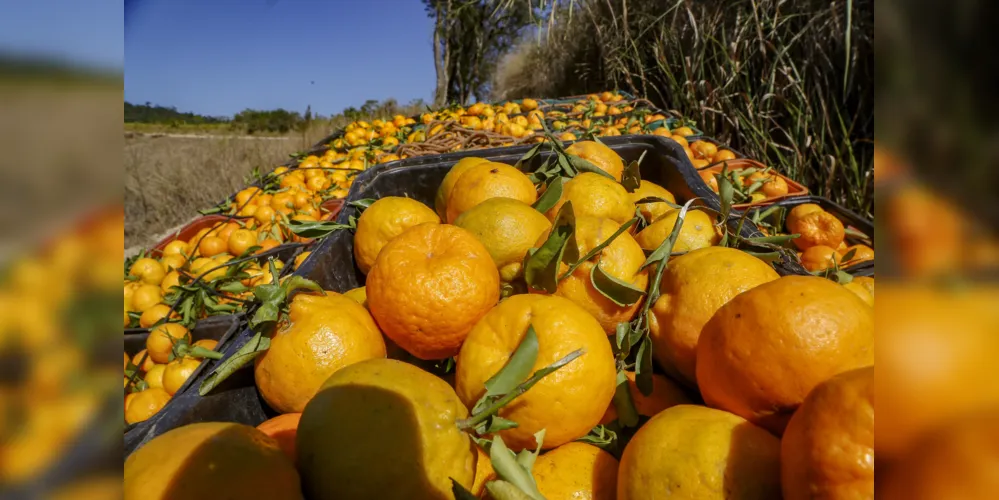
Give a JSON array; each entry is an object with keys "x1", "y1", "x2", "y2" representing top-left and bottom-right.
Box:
[{"x1": 188, "y1": 345, "x2": 223, "y2": 360}]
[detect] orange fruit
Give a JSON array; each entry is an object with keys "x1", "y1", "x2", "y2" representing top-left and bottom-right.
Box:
[
  {"x1": 131, "y1": 349, "x2": 156, "y2": 372},
  {"x1": 352, "y1": 196, "x2": 440, "y2": 274},
  {"x1": 445, "y1": 162, "x2": 537, "y2": 223},
  {"x1": 129, "y1": 257, "x2": 166, "y2": 286},
  {"x1": 712, "y1": 149, "x2": 737, "y2": 163},
  {"x1": 696, "y1": 275, "x2": 874, "y2": 435},
  {"x1": 215, "y1": 222, "x2": 239, "y2": 242},
  {"x1": 671, "y1": 135, "x2": 689, "y2": 148},
  {"x1": 297, "y1": 359, "x2": 475, "y2": 498},
  {"x1": 842, "y1": 280, "x2": 874, "y2": 306},
  {"x1": 852, "y1": 275, "x2": 874, "y2": 297},
  {"x1": 124, "y1": 387, "x2": 170, "y2": 424},
  {"x1": 877, "y1": 284, "x2": 999, "y2": 460},
  {"x1": 162, "y1": 357, "x2": 201, "y2": 395},
  {"x1": 159, "y1": 254, "x2": 186, "y2": 273},
  {"x1": 253, "y1": 205, "x2": 276, "y2": 226},
  {"x1": 533, "y1": 442, "x2": 618, "y2": 500},
  {"x1": 635, "y1": 208, "x2": 719, "y2": 253},
  {"x1": 699, "y1": 170, "x2": 719, "y2": 192},
  {"x1": 455, "y1": 294, "x2": 616, "y2": 451},
  {"x1": 617, "y1": 405, "x2": 781, "y2": 500},
  {"x1": 546, "y1": 173, "x2": 633, "y2": 227},
  {"x1": 124, "y1": 422, "x2": 302, "y2": 499},
  {"x1": 256, "y1": 413, "x2": 302, "y2": 464},
  {"x1": 227, "y1": 228, "x2": 258, "y2": 256},
  {"x1": 342, "y1": 286, "x2": 367, "y2": 307},
  {"x1": 690, "y1": 140, "x2": 718, "y2": 160},
  {"x1": 799, "y1": 244, "x2": 841, "y2": 272},
  {"x1": 192, "y1": 339, "x2": 217, "y2": 351},
  {"x1": 453, "y1": 197, "x2": 552, "y2": 282},
  {"x1": 781, "y1": 366, "x2": 874, "y2": 500},
  {"x1": 791, "y1": 210, "x2": 845, "y2": 250},
  {"x1": 146, "y1": 323, "x2": 191, "y2": 364},
  {"x1": 565, "y1": 140, "x2": 625, "y2": 181},
  {"x1": 600, "y1": 371, "x2": 691, "y2": 424},
  {"x1": 843, "y1": 243, "x2": 874, "y2": 266},
  {"x1": 885, "y1": 183, "x2": 964, "y2": 277},
  {"x1": 435, "y1": 157, "x2": 489, "y2": 219},
  {"x1": 161, "y1": 239, "x2": 189, "y2": 258},
  {"x1": 673, "y1": 126, "x2": 695, "y2": 137},
  {"x1": 629, "y1": 180, "x2": 676, "y2": 223},
  {"x1": 785, "y1": 203, "x2": 824, "y2": 234},
  {"x1": 761, "y1": 174, "x2": 789, "y2": 197},
  {"x1": 138, "y1": 303, "x2": 174, "y2": 329},
  {"x1": 648, "y1": 247, "x2": 779, "y2": 385},
  {"x1": 878, "y1": 411, "x2": 999, "y2": 500},
  {"x1": 367, "y1": 223, "x2": 499, "y2": 360},
  {"x1": 257, "y1": 238, "x2": 281, "y2": 253},
  {"x1": 197, "y1": 235, "x2": 227, "y2": 258},
  {"x1": 470, "y1": 445, "x2": 495, "y2": 496},
  {"x1": 534, "y1": 216, "x2": 648, "y2": 333},
  {"x1": 144, "y1": 364, "x2": 166, "y2": 389},
  {"x1": 255, "y1": 291, "x2": 386, "y2": 413}
]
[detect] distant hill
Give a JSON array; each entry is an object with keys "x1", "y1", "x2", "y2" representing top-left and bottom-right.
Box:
[{"x1": 125, "y1": 102, "x2": 229, "y2": 125}]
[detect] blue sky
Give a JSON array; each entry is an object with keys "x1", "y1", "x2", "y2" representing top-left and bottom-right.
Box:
[
  {"x1": 0, "y1": 0, "x2": 124, "y2": 70},
  {"x1": 124, "y1": 0, "x2": 438, "y2": 117}
]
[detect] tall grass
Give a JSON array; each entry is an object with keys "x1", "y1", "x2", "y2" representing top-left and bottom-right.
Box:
[{"x1": 494, "y1": 0, "x2": 874, "y2": 215}]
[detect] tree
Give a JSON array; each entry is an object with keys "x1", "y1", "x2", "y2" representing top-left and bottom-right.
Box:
[{"x1": 424, "y1": 0, "x2": 532, "y2": 105}]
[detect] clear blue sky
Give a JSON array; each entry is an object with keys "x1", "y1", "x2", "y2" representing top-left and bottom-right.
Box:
[
  {"x1": 0, "y1": 0, "x2": 124, "y2": 70},
  {"x1": 125, "y1": 0, "x2": 437, "y2": 118}
]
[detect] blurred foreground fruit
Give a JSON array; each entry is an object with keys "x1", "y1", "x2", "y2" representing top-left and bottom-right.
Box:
[
  {"x1": 533, "y1": 442, "x2": 618, "y2": 500},
  {"x1": 255, "y1": 291, "x2": 386, "y2": 413},
  {"x1": 782, "y1": 366, "x2": 874, "y2": 500},
  {"x1": 617, "y1": 405, "x2": 781, "y2": 499},
  {"x1": 124, "y1": 422, "x2": 302, "y2": 500},
  {"x1": 456, "y1": 294, "x2": 616, "y2": 450},
  {"x1": 256, "y1": 413, "x2": 302, "y2": 464},
  {"x1": 297, "y1": 358, "x2": 475, "y2": 499},
  {"x1": 648, "y1": 247, "x2": 778, "y2": 386},
  {"x1": 353, "y1": 196, "x2": 440, "y2": 274},
  {"x1": 697, "y1": 275, "x2": 874, "y2": 434},
  {"x1": 367, "y1": 223, "x2": 499, "y2": 360}
]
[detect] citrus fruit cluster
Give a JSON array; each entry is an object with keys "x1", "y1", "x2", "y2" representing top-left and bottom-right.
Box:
[
  {"x1": 126, "y1": 142, "x2": 874, "y2": 500},
  {"x1": 752, "y1": 202, "x2": 875, "y2": 275}
]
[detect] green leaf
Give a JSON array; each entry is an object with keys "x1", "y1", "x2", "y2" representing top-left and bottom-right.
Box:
[
  {"x1": 482, "y1": 326, "x2": 539, "y2": 398},
  {"x1": 488, "y1": 436, "x2": 545, "y2": 500},
  {"x1": 485, "y1": 480, "x2": 538, "y2": 500},
  {"x1": 840, "y1": 248, "x2": 857, "y2": 263},
  {"x1": 523, "y1": 201, "x2": 577, "y2": 293},
  {"x1": 349, "y1": 198, "x2": 376, "y2": 210},
  {"x1": 635, "y1": 336, "x2": 654, "y2": 396},
  {"x1": 199, "y1": 332, "x2": 271, "y2": 395},
  {"x1": 514, "y1": 142, "x2": 545, "y2": 170},
  {"x1": 558, "y1": 217, "x2": 638, "y2": 282},
  {"x1": 612, "y1": 370, "x2": 640, "y2": 427},
  {"x1": 640, "y1": 198, "x2": 699, "y2": 270},
  {"x1": 288, "y1": 219, "x2": 353, "y2": 239},
  {"x1": 718, "y1": 171, "x2": 734, "y2": 222},
  {"x1": 621, "y1": 151, "x2": 646, "y2": 193},
  {"x1": 568, "y1": 155, "x2": 616, "y2": 180},
  {"x1": 516, "y1": 428, "x2": 546, "y2": 473},
  {"x1": 218, "y1": 281, "x2": 249, "y2": 294},
  {"x1": 614, "y1": 322, "x2": 630, "y2": 351},
  {"x1": 450, "y1": 480, "x2": 478, "y2": 500},
  {"x1": 532, "y1": 176, "x2": 565, "y2": 214},
  {"x1": 590, "y1": 262, "x2": 646, "y2": 307},
  {"x1": 633, "y1": 196, "x2": 682, "y2": 211},
  {"x1": 575, "y1": 425, "x2": 618, "y2": 449},
  {"x1": 475, "y1": 416, "x2": 520, "y2": 435},
  {"x1": 835, "y1": 270, "x2": 854, "y2": 284}
]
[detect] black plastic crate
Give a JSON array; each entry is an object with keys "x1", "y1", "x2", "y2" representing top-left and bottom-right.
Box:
[
  {"x1": 123, "y1": 314, "x2": 243, "y2": 455},
  {"x1": 746, "y1": 195, "x2": 874, "y2": 275},
  {"x1": 124, "y1": 136, "x2": 806, "y2": 458}
]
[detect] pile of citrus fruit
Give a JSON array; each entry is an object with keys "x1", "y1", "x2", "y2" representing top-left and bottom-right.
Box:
[{"x1": 125, "y1": 140, "x2": 875, "y2": 500}]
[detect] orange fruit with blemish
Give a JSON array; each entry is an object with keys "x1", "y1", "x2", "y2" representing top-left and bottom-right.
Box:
[{"x1": 445, "y1": 162, "x2": 536, "y2": 223}]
